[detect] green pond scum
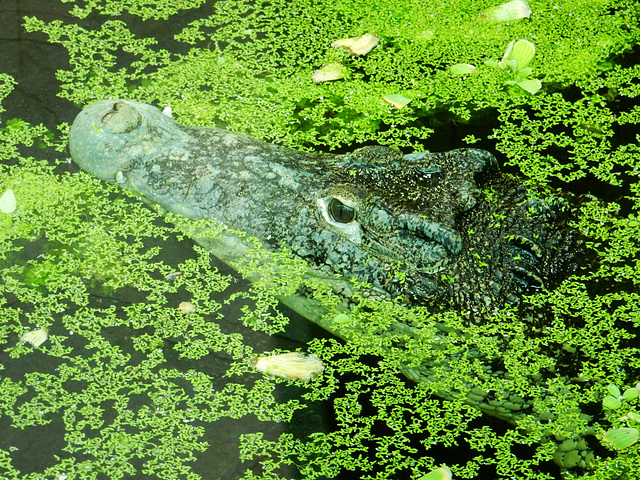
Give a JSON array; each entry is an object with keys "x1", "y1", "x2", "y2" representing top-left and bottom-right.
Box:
[{"x1": 1, "y1": 0, "x2": 640, "y2": 479}]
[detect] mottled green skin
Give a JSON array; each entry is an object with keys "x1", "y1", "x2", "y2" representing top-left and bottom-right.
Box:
[
  {"x1": 69, "y1": 100, "x2": 591, "y2": 468},
  {"x1": 69, "y1": 100, "x2": 581, "y2": 318}
]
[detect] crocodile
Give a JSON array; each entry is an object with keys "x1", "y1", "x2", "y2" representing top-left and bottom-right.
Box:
[{"x1": 69, "y1": 99, "x2": 593, "y2": 468}]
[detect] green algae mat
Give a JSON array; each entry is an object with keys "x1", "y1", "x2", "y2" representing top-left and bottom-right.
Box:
[{"x1": 2, "y1": 0, "x2": 640, "y2": 479}]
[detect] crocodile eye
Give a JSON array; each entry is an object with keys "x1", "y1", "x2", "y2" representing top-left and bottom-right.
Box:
[{"x1": 328, "y1": 198, "x2": 356, "y2": 223}]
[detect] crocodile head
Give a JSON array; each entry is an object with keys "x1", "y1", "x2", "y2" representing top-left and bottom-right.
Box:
[
  {"x1": 69, "y1": 100, "x2": 583, "y2": 319},
  {"x1": 314, "y1": 145, "x2": 582, "y2": 316}
]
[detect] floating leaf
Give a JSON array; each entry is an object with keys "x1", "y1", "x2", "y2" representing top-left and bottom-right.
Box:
[
  {"x1": 627, "y1": 412, "x2": 640, "y2": 423},
  {"x1": 251, "y1": 352, "x2": 324, "y2": 381},
  {"x1": 418, "y1": 466, "x2": 453, "y2": 480},
  {"x1": 178, "y1": 301, "x2": 196, "y2": 314},
  {"x1": 20, "y1": 328, "x2": 48, "y2": 348},
  {"x1": 607, "y1": 384, "x2": 621, "y2": 397},
  {"x1": 623, "y1": 388, "x2": 639, "y2": 401},
  {"x1": 510, "y1": 39, "x2": 536, "y2": 70},
  {"x1": 331, "y1": 33, "x2": 380, "y2": 55},
  {"x1": 603, "y1": 427, "x2": 640, "y2": 450},
  {"x1": 515, "y1": 78, "x2": 541, "y2": 94},
  {"x1": 333, "y1": 313, "x2": 351, "y2": 324},
  {"x1": 0, "y1": 189, "x2": 16, "y2": 214},
  {"x1": 498, "y1": 39, "x2": 536, "y2": 73},
  {"x1": 382, "y1": 94, "x2": 412, "y2": 110},
  {"x1": 311, "y1": 63, "x2": 348, "y2": 83},
  {"x1": 449, "y1": 63, "x2": 477, "y2": 75},
  {"x1": 482, "y1": 0, "x2": 532, "y2": 22},
  {"x1": 603, "y1": 395, "x2": 622, "y2": 410},
  {"x1": 518, "y1": 67, "x2": 533, "y2": 78}
]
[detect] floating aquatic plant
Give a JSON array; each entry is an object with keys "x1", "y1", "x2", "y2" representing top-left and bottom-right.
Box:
[
  {"x1": 418, "y1": 466, "x2": 453, "y2": 480},
  {"x1": 311, "y1": 62, "x2": 348, "y2": 83},
  {"x1": 5, "y1": 1, "x2": 640, "y2": 479},
  {"x1": 19, "y1": 328, "x2": 48, "y2": 347},
  {"x1": 448, "y1": 64, "x2": 477, "y2": 75},
  {"x1": 602, "y1": 383, "x2": 639, "y2": 410},
  {"x1": 599, "y1": 383, "x2": 640, "y2": 452},
  {"x1": 382, "y1": 93, "x2": 412, "y2": 109},
  {"x1": 486, "y1": 39, "x2": 542, "y2": 94},
  {"x1": 0, "y1": 188, "x2": 15, "y2": 231},
  {"x1": 602, "y1": 427, "x2": 640, "y2": 451}
]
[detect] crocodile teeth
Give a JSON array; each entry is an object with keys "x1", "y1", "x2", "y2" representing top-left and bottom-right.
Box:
[
  {"x1": 508, "y1": 234, "x2": 543, "y2": 259},
  {"x1": 511, "y1": 266, "x2": 545, "y2": 290},
  {"x1": 398, "y1": 212, "x2": 462, "y2": 254}
]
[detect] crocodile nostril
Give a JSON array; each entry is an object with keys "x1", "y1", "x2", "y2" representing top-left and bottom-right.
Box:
[
  {"x1": 100, "y1": 101, "x2": 142, "y2": 133},
  {"x1": 101, "y1": 111, "x2": 116, "y2": 124}
]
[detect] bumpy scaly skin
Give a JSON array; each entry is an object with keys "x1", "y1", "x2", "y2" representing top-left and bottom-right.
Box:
[
  {"x1": 70, "y1": 100, "x2": 590, "y2": 468},
  {"x1": 69, "y1": 100, "x2": 580, "y2": 318}
]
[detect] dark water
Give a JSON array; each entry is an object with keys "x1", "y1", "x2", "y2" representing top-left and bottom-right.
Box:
[{"x1": 0, "y1": 1, "x2": 74, "y2": 128}]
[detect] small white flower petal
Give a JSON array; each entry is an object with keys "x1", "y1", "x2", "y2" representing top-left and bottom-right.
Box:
[
  {"x1": 311, "y1": 63, "x2": 348, "y2": 83},
  {"x1": 482, "y1": 0, "x2": 531, "y2": 22},
  {"x1": 0, "y1": 189, "x2": 16, "y2": 214},
  {"x1": 331, "y1": 33, "x2": 380, "y2": 55},
  {"x1": 20, "y1": 328, "x2": 48, "y2": 347},
  {"x1": 178, "y1": 301, "x2": 197, "y2": 314},
  {"x1": 251, "y1": 352, "x2": 324, "y2": 381}
]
